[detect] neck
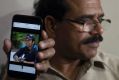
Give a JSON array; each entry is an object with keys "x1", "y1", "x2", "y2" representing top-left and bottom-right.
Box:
[{"x1": 50, "y1": 53, "x2": 81, "y2": 80}]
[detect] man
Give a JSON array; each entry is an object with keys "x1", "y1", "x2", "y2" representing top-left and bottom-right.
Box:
[
  {"x1": 13, "y1": 34, "x2": 38, "y2": 64},
  {"x1": 3, "y1": 0, "x2": 119, "y2": 80}
]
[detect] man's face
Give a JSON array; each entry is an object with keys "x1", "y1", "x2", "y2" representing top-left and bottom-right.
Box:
[
  {"x1": 25, "y1": 39, "x2": 34, "y2": 48},
  {"x1": 55, "y1": 0, "x2": 104, "y2": 60}
]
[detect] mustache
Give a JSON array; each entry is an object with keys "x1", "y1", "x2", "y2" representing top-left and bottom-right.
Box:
[{"x1": 81, "y1": 34, "x2": 103, "y2": 44}]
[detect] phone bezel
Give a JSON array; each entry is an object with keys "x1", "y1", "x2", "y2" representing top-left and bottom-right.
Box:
[{"x1": 7, "y1": 14, "x2": 43, "y2": 79}]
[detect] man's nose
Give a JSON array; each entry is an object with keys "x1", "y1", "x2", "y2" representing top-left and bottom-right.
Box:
[{"x1": 90, "y1": 23, "x2": 104, "y2": 35}]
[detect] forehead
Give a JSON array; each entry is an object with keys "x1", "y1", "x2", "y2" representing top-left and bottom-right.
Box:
[
  {"x1": 65, "y1": 0, "x2": 104, "y2": 18},
  {"x1": 25, "y1": 39, "x2": 32, "y2": 42}
]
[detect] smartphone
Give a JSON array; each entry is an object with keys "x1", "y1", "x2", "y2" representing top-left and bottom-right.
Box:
[{"x1": 7, "y1": 14, "x2": 43, "y2": 79}]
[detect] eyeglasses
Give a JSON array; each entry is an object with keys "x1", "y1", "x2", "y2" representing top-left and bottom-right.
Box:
[{"x1": 63, "y1": 17, "x2": 111, "y2": 32}]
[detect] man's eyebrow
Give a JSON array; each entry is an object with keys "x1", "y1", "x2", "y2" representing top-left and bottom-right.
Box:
[
  {"x1": 77, "y1": 14, "x2": 96, "y2": 19},
  {"x1": 75, "y1": 15, "x2": 93, "y2": 20},
  {"x1": 75, "y1": 13, "x2": 105, "y2": 20}
]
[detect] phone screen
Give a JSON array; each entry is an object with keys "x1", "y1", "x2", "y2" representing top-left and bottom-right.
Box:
[{"x1": 8, "y1": 14, "x2": 42, "y2": 79}]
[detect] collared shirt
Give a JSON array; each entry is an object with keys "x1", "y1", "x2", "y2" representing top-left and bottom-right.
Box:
[{"x1": 38, "y1": 51, "x2": 119, "y2": 80}]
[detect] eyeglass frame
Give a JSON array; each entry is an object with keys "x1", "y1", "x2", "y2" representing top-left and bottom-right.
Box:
[{"x1": 62, "y1": 16, "x2": 111, "y2": 33}]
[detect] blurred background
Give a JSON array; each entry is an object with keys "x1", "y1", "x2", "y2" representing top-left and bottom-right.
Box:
[
  {"x1": 0, "y1": 0, "x2": 119, "y2": 73},
  {"x1": 100, "y1": 0, "x2": 119, "y2": 55}
]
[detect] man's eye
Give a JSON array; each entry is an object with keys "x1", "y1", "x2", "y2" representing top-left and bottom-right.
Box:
[{"x1": 77, "y1": 20, "x2": 85, "y2": 25}]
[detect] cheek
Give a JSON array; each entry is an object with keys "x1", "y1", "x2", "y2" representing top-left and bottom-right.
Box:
[
  {"x1": 55, "y1": 23, "x2": 86, "y2": 44},
  {"x1": 68, "y1": 31, "x2": 88, "y2": 49},
  {"x1": 30, "y1": 42, "x2": 33, "y2": 46},
  {"x1": 55, "y1": 24, "x2": 90, "y2": 52},
  {"x1": 67, "y1": 31, "x2": 98, "y2": 59}
]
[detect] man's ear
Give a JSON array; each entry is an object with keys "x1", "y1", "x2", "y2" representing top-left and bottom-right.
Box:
[{"x1": 44, "y1": 16, "x2": 56, "y2": 38}]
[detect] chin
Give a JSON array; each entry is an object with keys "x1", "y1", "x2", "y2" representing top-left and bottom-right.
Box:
[{"x1": 85, "y1": 49, "x2": 97, "y2": 59}]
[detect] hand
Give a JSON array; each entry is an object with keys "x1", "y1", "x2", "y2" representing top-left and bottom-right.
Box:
[
  {"x1": 35, "y1": 30, "x2": 55, "y2": 72},
  {"x1": 3, "y1": 31, "x2": 55, "y2": 70},
  {"x1": 3, "y1": 39, "x2": 11, "y2": 55},
  {"x1": 2, "y1": 30, "x2": 55, "y2": 80}
]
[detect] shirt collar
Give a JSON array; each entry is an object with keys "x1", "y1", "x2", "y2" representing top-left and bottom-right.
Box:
[
  {"x1": 91, "y1": 51, "x2": 105, "y2": 69},
  {"x1": 48, "y1": 66, "x2": 69, "y2": 80},
  {"x1": 46, "y1": 51, "x2": 105, "y2": 80}
]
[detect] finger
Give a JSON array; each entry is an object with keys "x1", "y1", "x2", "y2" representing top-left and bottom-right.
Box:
[
  {"x1": 35, "y1": 60, "x2": 49, "y2": 72},
  {"x1": 42, "y1": 30, "x2": 48, "y2": 40},
  {"x1": 38, "y1": 48, "x2": 55, "y2": 60},
  {"x1": 39, "y1": 38, "x2": 55, "y2": 49},
  {"x1": 3, "y1": 39, "x2": 11, "y2": 54}
]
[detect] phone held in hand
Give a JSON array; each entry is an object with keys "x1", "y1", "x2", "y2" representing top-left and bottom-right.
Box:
[{"x1": 7, "y1": 14, "x2": 43, "y2": 79}]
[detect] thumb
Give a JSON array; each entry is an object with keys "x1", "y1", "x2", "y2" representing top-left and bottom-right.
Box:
[{"x1": 3, "y1": 39, "x2": 11, "y2": 54}]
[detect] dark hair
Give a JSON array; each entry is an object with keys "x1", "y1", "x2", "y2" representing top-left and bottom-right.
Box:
[
  {"x1": 25, "y1": 34, "x2": 35, "y2": 41},
  {"x1": 34, "y1": 0, "x2": 70, "y2": 21}
]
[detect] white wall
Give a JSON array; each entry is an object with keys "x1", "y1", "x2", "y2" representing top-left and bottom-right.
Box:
[
  {"x1": 0, "y1": 0, "x2": 34, "y2": 67},
  {"x1": 99, "y1": 0, "x2": 119, "y2": 55},
  {"x1": 0, "y1": 0, "x2": 34, "y2": 17},
  {"x1": 0, "y1": 0, "x2": 119, "y2": 67}
]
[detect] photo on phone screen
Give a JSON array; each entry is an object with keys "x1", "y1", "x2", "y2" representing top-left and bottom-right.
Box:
[{"x1": 8, "y1": 14, "x2": 42, "y2": 79}]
